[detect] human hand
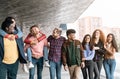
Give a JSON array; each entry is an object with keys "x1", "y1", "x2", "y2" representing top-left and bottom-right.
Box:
[
  {"x1": 7, "y1": 34, "x2": 15, "y2": 40},
  {"x1": 81, "y1": 62, "x2": 85, "y2": 68},
  {"x1": 104, "y1": 43, "x2": 110, "y2": 49},
  {"x1": 30, "y1": 39, "x2": 39, "y2": 45},
  {"x1": 82, "y1": 58, "x2": 86, "y2": 61},
  {"x1": 64, "y1": 65, "x2": 68, "y2": 71},
  {"x1": 94, "y1": 46, "x2": 100, "y2": 50}
]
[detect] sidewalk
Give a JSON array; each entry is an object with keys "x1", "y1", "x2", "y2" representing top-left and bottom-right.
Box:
[
  {"x1": 17, "y1": 65, "x2": 105, "y2": 79},
  {"x1": 17, "y1": 53, "x2": 120, "y2": 79}
]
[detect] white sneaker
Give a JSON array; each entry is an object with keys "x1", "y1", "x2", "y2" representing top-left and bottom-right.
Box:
[
  {"x1": 44, "y1": 61, "x2": 50, "y2": 67},
  {"x1": 28, "y1": 62, "x2": 34, "y2": 69},
  {"x1": 23, "y1": 64, "x2": 29, "y2": 73}
]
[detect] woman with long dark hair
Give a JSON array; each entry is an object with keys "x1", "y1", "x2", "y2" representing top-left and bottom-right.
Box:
[
  {"x1": 81, "y1": 34, "x2": 95, "y2": 79},
  {"x1": 103, "y1": 33, "x2": 118, "y2": 79}
]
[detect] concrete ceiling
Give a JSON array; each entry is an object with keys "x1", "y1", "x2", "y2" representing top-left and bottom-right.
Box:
[{"x1": 0, "y1": 0, "x2": 94, "y2": 26}]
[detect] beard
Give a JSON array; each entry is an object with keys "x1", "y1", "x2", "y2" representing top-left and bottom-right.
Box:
[
  {"x1": 32, "y1": 32, "x2": 39, "y2": 36},
  {"x1": 7, "y1": 29, "x2": 15, "y2": 34}
]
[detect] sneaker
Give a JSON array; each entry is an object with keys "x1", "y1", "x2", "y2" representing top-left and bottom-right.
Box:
[
  {"x1": 28, "y1": 62, "x2": 34, "y2": 69},
  {"x1": 22, "y1": 64, "x2": 29, "y2": 73},
  {"x1": 44, "y1": 61, "x2": 50, "y2": 67}
]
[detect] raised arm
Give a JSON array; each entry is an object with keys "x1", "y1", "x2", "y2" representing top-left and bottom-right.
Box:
[
  {"x1": 0, "y1": 27, "x2": 23, "y2": 38},
  {"x1": 16, "y1": 27, "x2": 23, "y2": 38},
  {"x1": 24, "y1": 32, "x2": 46, "y2": 44},
  {"x1": 24, "y1": 33, "x2": 32, "y2": 44}
]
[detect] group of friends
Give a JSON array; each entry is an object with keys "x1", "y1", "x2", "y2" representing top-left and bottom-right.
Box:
[{"x1": 0, "y1": 16, "x2": 118, "y2": 79}]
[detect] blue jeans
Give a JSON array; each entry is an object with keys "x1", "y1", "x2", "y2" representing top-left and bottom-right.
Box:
[
  {"x1": 49, "y1": 60, "x2": 62, "y2": 79},
  {"x1": 43, "y1": 46, "x2": 48, "y2": 61},
  {"x1": 29, "y1": 57, "x2": 43, "y2": 79},
  {"x1": 27, "y1": 48, "x2": 32, "y2": 62},
  {"x1": 27, "y1": 47, "x2": 48, "y2": 62},
  {"x1": 103, "y1": 59, "x2": 116, "y2": 79}
]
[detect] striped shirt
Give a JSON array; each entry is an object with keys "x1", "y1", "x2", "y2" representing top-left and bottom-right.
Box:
[{"x1": 47, "y1": 35, "x2": 66, "y2": 62}]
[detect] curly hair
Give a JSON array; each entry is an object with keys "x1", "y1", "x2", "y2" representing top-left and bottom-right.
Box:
[{"x1": 92, "y1": 29, "x2": 105, "y2": 44}]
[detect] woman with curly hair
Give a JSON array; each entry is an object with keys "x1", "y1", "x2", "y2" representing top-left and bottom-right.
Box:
[{"x1": 91, "y1": 29, "x2": 105, "y2": 79}]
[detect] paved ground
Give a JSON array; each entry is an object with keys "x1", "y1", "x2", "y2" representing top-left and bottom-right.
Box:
[{"x1": 17, "y1": 53, "x2": 120, "y2": 79}]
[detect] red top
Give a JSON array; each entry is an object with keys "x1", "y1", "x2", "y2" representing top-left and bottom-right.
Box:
[{"x1": 24, "y1": 32, "x2": 46, "y2": 44}]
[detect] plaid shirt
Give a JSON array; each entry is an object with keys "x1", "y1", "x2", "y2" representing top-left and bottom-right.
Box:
[{"x1": 47, "y1": 35, "x2": 66, "y2": 62}]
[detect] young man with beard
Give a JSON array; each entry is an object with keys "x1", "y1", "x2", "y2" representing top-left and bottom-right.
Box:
[
  {"x1": 0, "y1": 17, "x2": 27, "y2": 79},
  {"x1": 24, "y1": 25, "x2": 48, "y2": 79},
  {"x1": 47, "y1": 28, "x2": 66, "y2": 79}
]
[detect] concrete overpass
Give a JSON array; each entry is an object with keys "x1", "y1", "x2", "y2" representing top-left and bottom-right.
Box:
[{"x1": 0, "y1": 0, "x2": 94, "y2": 35}]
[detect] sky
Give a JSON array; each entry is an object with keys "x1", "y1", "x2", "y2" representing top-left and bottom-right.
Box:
[{"x1": 79, "y1": 0, "x2": 120, "y2": 28}]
